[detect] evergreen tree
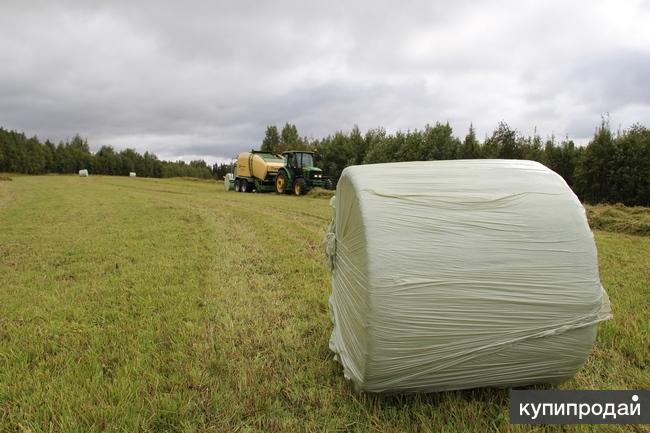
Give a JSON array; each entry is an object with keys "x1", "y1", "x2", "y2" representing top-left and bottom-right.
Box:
[
  {"x1": 348, "y1": 125, "x2": 368, "y2": 165},
  {"x1": 460, "y1": 124, "x2": 481, "y2": 159},
  {"x1": 544, "y1": 137, "x2": 577, "y2": 187},
  {"x1": 261, "y1": 125, "x2": 280, "y2": 153},
  {"x1": 485, "y1": 122, "x2": 520, "y2": 159},
  {"x1": 575, "y1": 120, "x2": 616, "y2": 203},
  {"x1": 521, "y1": 131, "x2": 544, "y2": 162},
  {"x1": 424, "y1": 122, "x2": 459, "y2": 160},
  {"x1": 279, "y1": 123, "x2": 301, "y2": 152},
  {"x1": 610, "y1": 124, "x2": 650, "y2": 205},
  {"x1": 43, "y1": 140, "x2": 56, "y2": 172}
]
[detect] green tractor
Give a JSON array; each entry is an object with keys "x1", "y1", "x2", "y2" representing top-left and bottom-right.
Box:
[{"x1": 275, "y1": 151, "x2": 333, "y2": 195}]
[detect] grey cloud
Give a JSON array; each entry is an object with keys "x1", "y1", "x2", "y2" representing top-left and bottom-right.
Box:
[{"x1": 1, "y1": 0, "x2": 649, "y2": 161}]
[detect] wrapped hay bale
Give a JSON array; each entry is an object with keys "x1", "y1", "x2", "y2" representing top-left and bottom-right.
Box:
[
  {"x1": 326, "y1": 160, "x2": 611, "y2": 393},
  {"x1": 129, "y1": 172, "x2": 136, "y2": 177},
  {"x1": 78, "y1": 169, "x2": 88, "y2": 177},
  {"x1": 224, "y1": 173, "x2": 234, "y2": 191}
]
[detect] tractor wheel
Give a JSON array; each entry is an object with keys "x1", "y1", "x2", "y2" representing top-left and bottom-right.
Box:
[
  {"x1": 241, "y1": 180, "x2": 248, "y2": 193},
  {"x1": 293, "y1": 178, "x2": 307, "y2": 196},
  {"x1": 324, "y1": 179, "x2": 334, "y2": 190},
  {"x1": 275, "y1": 173, "x2": 288, "y2": 194},
  {"x1": 234, "y1": 179, "x2": 241, "y2": 192}
]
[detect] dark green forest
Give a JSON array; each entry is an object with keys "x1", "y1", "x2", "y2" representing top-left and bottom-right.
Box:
[
  {"x1": 0, "y1": 129, "x2": 213, "y2": 179},
  {"x1": 2, "y1": 120, "x2": 649, "y2": 206},
  {"x1": 260, "y1": 121, "x2": 649, "y2": 206}
]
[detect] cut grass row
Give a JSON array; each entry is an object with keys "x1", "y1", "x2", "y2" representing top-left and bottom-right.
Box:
[{"x1": 586, "y1": 203, "x2": 650, "y2": 236}]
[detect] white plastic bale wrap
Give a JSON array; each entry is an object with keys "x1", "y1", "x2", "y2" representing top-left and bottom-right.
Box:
[
  {"x1": 224, "y1": 173, "x2": 234, "y2": 191},
  {"x1": 326, "y1": 160, "x2": 611, "y2": 393},
  {"x1": 78, "y1": 169, "x2": 88, "y2": 177}
]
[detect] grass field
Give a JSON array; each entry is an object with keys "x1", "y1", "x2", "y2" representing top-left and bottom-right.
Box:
[{"x1": 0, "y1": 175, "x2": 648, "y2": 433}]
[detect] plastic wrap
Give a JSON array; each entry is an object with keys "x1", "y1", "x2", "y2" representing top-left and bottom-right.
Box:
[
  {"x1": 224, "y1": 173, "x2": 234, "y2": 191},
  {"x1": 326, "y1": 160, "x2": 611, "y2": 393}
]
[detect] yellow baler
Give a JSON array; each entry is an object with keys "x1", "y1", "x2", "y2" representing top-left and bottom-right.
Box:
[{"x1": 232, "y1": 151, "x2": 285, "y2": 192}]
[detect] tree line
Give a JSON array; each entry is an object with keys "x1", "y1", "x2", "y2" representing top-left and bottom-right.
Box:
[
  {"x1": 259, "y1": 121, "x2": 649, "y2": 206},
  {"x1": 2, "y1": 119, "x2": 648, "y2": 206},
  {"x1": 0, "y1": 128, "x2": 213, "y2": 179}
]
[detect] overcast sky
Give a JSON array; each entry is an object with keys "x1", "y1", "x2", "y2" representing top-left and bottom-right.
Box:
[{"x1": 1, "y1": 0, "x2": 649, "y2": 163}]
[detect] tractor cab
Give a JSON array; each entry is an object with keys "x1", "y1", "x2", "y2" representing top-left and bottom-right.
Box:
[
  {"x1": 275, "y1": 151, "x2": 332, "y2": 195},
  {"x1": 284, "y1": 151, "x2": 314, "y2": 175}
]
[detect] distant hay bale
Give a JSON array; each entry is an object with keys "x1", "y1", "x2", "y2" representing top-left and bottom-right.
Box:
[
  {"x1": 224, "y1": 173, "x2": 234, "y2": 191},
  {"x1": 129, "y1": 172, "x2": 136, "y2": 177},
  {"x1": 78, "y1": 169, "x2": 89, "y2": 177}
]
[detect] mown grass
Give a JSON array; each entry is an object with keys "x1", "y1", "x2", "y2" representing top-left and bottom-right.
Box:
[
  {"x1": 586, "y1": 203, "x2": 650, "y2": 237},
  {"x1": 0, "y1": 175, "x2": 648, "y2": 433}
]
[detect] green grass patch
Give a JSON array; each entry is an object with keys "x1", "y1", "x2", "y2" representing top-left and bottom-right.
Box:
[{"x1": 0, "y1": 176, "x2": 648, "y2": 432}]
